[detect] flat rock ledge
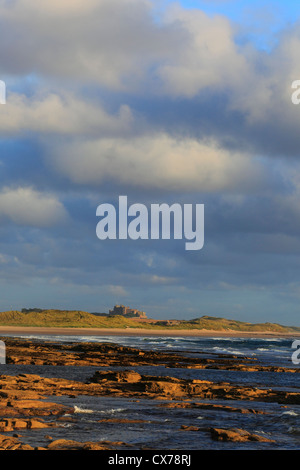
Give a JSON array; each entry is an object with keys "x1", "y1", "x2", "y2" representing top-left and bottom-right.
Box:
[
  {"x1": 0, "y1": 434, "x2": 132, "y2": 451},
  {"x1": 0, "y1": 336, "x2": 298, "y2": 450},
  {"x1": 210, "y1": 427, "x2": 275, "y2": 443},
  {"x1": 89, "y1": 369, "x2": 300, "y2": 404},
  {"x1": 4, "y1": 337, "x2": 299, "y2": 373}
]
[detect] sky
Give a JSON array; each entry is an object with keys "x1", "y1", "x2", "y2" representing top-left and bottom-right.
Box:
[{"x1": 1, "y1": 0, "x2": 300, "y2": 324}]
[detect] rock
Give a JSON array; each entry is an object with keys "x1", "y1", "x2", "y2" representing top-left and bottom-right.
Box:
[
  {"x1": 46, "y1": 439, "x2": 102, "y2": 450},
  {"x1": 91, "y1": 370, "x2": 142, "y2": 383},
  {"x1": 0, "y1": 433, "x2": 35, "y2": 450},
  {"x1": 29, "y1": 419, "x2": 52, "y2": 429},
  {"x1": 144, "y1": 381, "x2": 185, "y2": 397},
  {"x1": 87, "y1": 370, "x2": 300, "y2": 403},
  {"x1": 4, "y1": 337, "x2": 299, "y2": 373},
  {"x1": 0, "y1": 337, "x2": 297, "y2": 451},
  {"x1": 180, "y1": 425, "x2": 200, "y2": 431},
  {"x1": 0, "y1": 418, "x2": 54, "y2": 431},
  {"x1": 210, "y1": 428, "x2": 275, "y2": 443},
  {"x1": 0, "y1": 390, "x2": 41, "y2": 400},
  {"x1": 158, "y1": 402, "x2": 267, "y2": 414},
  {"x1": 46, "y1": 439, "x2": 123, "y2": 450},
  {"x1": 6, "y1": 399, "x2": 73, "y2": 416},
  {"x1": 82, "y1": 442, "x2": 112, "y2": 450}
]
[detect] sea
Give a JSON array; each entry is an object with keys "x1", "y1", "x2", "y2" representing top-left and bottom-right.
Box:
[{"x1": 0, "y1": 333, "x2": 300, "y2": 451}]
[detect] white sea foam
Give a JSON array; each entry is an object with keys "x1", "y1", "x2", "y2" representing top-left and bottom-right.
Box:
[
  {"x1": 74, "y1": 405, "x2": 94, "y2": 414},
  {"x1": 211, "y1": 346, "x2": 244, "y2": 355},
  {"x1": 281, "y1": 410, "x2": 298, "y2": 416},
  {"x1": 211, "y1": 337, "x2": 234, "y2": 341},
  {"x1": 97, "y1": 407, "x2": 126, "y2": 415},
  {"x1": 257, "y1": 348, "x2": 284, "y2": 353}
]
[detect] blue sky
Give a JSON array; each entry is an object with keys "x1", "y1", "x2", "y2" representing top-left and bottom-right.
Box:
[
  {"x1": 0, "y1": 0, "x2": 300, "y2": 325},
  {"x1": 175, "y1": 0, "x2": 300, "y2": 51},
  {"x1": 180, "y1": 0, "x2": 299, "y2": 21}
]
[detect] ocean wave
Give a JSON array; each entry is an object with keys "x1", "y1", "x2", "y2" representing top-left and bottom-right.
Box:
[
  {"x1": 210, "y1": 337, "x2": 240, "y2": 341},
  {"x1": 211, "y1": 346, "x2": 245, "y2": 355},
  {"x1": 97, "y1": 407, "x2": 126, "y2": 415},
  {"x1": 281, "y1": 410, "x2": 298, "y2": 416},
  {"x1": 74, "y1": 405, "x2": 94, "y2": 414},
  {"x1": 257, "y1": 348, "x2": 287, "y2": 353}
]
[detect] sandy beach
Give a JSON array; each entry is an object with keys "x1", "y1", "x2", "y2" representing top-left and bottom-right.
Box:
[{"x1": 0, "y1": 325, "x2": 299, "y2": 338}]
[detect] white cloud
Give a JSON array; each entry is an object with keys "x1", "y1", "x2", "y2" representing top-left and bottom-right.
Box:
[
  {"x1": 0, "y1": 0, "x2": 299, "y2": 131},
  {"x1": 0, "y1": 187, "x2": 67, "y2": 227},
  {"x1": 0, "y1": 92, "x2": 134, "y2": 137},
  {"x1": 149, "y1": 275, "x2": 178, "y2": 284},
  {"x1": 50, "y1": 133, "x2": 263, "y2": 192},
  {"x1": 107, "y1": 285, "x2": 129, "y2": 297},
  {"x1": 0, "y1": 0, "x2": 180, "y2": 90},
  {"x1": 157, "y1": 6, "x2": 250, "y2": 97},
  {"x1": 0, "y1": 0, "x2": 253, "y2": 98}
]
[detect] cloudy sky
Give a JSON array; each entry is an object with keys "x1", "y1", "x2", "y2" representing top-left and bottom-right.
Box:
[{"x1": 1, "y1": 0, "x2": 300, "y2": 324}]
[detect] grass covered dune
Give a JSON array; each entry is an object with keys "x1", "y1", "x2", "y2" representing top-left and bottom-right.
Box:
[{"x1": 0, "y1": 309, "x2": 298, "y2": 334}]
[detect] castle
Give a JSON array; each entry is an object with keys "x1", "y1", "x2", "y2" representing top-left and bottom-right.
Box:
[{"x1": 109, "y1": 305, "x2": 147, "y2": 319}]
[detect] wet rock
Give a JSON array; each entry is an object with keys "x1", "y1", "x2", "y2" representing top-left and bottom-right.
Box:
[
  {"x1": 180, "y1": 425, "x2": 200, "y2": 431},
  {"x1": 158, "y1": 401, "x2": 267, "y2": 414},
  {"x1": 46, "y1": 439, "x2": 111, "y2": 450},
  {"x1": 91, "y1": 370, "x2": 142, "y2": 383},
  {"x1": 144, "y1": 381, "x2": 185, "y2": 397},
  {"x1": 0, "y1": 418, "x2": 52, "y2": 431},
  {"x1": 0, "y1": 337, "x2": 297, "y2": 450},
  {"x1": 88, "y1": 370, "x2": 300, "y2": 404},
  {"x1": 4, "y1": 337, "x2": 299, "y2": 373},
  {"x1": 0, "y1": 433, "x2": 35, "y2": 450},
  {"x1": 46, "y1": 439, "x2": 131, "y2": 450},
  {"x1": 5, "y1": 399, "x2": 73, "y2": 417},
  {"x1": 210, "y1": 427, "x2": 275, "y2": 443}
]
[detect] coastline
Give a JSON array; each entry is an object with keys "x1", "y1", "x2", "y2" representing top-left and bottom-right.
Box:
[
  {"x1": 0, "y1": 332, "x2": 298, "y2": 450},
  {"x1": 0, "y1": 325, "x2": 299, "y2": 338}
]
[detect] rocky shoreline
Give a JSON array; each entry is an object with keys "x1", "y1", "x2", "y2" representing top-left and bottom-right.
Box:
[{"x1": 0, "y1": 336, "x2": 299, "y2": 450}]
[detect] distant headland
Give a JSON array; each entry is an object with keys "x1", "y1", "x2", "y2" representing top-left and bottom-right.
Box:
[{"x1": 0, "y1": 307, "x2": 299, "y2": 335}]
